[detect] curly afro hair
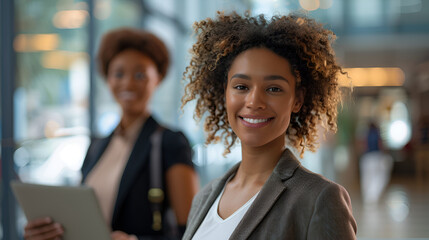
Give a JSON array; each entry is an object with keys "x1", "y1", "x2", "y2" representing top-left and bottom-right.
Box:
[
  {"x1": 182, "y1": 12, "x2": 343, "y2": 157},
  {"x1": 97, "y1": 28, "x2": 169, "y2": 80}
]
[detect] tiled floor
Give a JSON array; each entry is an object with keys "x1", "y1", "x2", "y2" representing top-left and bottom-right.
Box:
[{"x1": 349, "y1": 176, "x2": 429, "y2": 239}]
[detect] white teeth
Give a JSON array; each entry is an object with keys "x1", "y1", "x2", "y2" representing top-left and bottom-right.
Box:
[{"x1": 243, "y1": 118, "x2": 269, "y2": 124}]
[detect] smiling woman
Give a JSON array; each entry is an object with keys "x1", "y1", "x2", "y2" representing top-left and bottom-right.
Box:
[
  {"x1": 106, "y1": 49, "x2": 161, "y2": 129},
  {"x1": 23, "y1": 28, "x2": 199, "y2": 240},
  {"x1": 181, "y1": 12, "x2": 357, "y2": 240}
]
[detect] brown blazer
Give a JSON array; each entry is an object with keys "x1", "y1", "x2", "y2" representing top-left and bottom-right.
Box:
[{"x1": 183, "y1": 149, "x2": 357, "y2": 240}]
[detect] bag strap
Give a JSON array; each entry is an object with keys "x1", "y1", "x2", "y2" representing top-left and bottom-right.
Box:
[{"x1": 148, "y1": 126, "x2": 165, "y2": 231}]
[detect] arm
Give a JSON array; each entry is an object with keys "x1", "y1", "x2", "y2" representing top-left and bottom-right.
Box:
[
  {"x1": 163, "y1": 131, "x2": 199, "y2": 237},
  {"x1": 166, "y1": 164, "x2": 199, "y2": 225},
  {"x1": 307, "y1": 183, "x2": 357, "y2": 240}
]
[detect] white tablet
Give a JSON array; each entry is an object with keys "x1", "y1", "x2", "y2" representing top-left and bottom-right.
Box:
[{"x1": 11, "y1": 180, "x2": 111, "y2": 240}]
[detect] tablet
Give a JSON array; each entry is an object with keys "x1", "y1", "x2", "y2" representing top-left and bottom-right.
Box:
[{"x1": 11, "y1": 180, "x2": 111, "y2": 240}]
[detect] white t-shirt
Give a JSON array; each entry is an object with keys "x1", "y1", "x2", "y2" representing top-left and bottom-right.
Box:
[{"x1": 192, "y1": 186, "x2": 259, "y2": 240}]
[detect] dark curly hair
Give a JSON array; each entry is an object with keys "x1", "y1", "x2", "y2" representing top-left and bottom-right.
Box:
[
  {"x1": 97, "y1": 27, "x2": 170, "y2": 80},
  {"x1": 182, "y1": 12, "x2": 343, "y2": 157}
]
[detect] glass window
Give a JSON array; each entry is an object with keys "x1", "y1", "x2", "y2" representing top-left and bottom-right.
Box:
[{"x1": 14, "y1": 0, "x2": 90, "y2": 185}]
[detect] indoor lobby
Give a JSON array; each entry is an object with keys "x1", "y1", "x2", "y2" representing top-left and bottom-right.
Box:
[{"x1": 1, "y1": 0, "x2": 429, "y2": 239}]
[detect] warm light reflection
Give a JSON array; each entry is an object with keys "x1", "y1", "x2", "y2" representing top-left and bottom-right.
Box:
[
  {"x1": 338, "y1": 67, "x2": 405, "y2": 87},
  {"x1": 41, "y1": 51, "x2": 88, "y2": 70},
  {"x1": 44, "y1": 120, "x2": 61, "y2": 138},
  {"x1": 14, "y1": 34, "x2": 59, "y2": 52},
  {"x1": 53, "y1": 10, "x2": 88, "y2": 29},
  {"x1": 299, "y1": 0, "x2": 320, "y2": 11}
]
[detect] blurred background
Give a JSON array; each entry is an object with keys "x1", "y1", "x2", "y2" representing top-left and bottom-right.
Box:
[{"x1": 1, "y1": 0, "x2": 428, "y2": 239}]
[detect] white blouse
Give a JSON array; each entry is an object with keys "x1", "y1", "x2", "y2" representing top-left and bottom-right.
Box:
[{"x1": 192, "y1": 186, "x2": 259, "y2": 240}]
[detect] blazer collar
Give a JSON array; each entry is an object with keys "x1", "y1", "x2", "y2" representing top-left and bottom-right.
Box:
[
  {"x1": 185, "y1": 164, "x2": 240, "y2": 239},
  {"x1": 111, "y1": 116, "x2": 159, "y2": 224},
  {"x1": 230, "y1": 148, "x2": 300, "y2": 239},
  {"x1": 273, "y1": 148, "x2": 301, "y2": 180},
  {"x1": 81, "y1": 134, "x2": 113, "y2": 183},
  {"x1": 187, "y1": 148, "x2": 300, "y2": 239}
]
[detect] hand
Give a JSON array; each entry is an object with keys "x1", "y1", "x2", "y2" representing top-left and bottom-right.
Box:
[
  {"x1": 24, "y1": 217, "x2": 64, "y2": 240},
  {"x1": 111, "y1": 231, "x2": 138, "y2": 240}
]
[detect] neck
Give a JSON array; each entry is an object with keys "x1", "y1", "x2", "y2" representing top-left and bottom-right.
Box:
[
  {"x1": 234, "y1": 135, "x2": 285, "y2": 187},
  {"x1": 120, "y1": 111, "x2": 148, "y2": 130}
]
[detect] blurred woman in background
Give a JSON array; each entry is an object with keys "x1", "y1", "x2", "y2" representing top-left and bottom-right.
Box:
[{"x1": 24, "y1": 28, "x2": 199, "y2": 240}]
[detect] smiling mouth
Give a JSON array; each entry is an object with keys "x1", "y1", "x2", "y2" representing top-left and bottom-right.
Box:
[
  {"x1": 241, "y1": 117, "x2": 271, "y2": 124},
  {"x1": 239, "y1": 116, "x2": 274, "y2": 127}
]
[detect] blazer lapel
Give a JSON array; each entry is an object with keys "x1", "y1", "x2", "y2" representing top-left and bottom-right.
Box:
[
  {"x1": 111, "y1": 116, "x2": 158, "y2": 223},
  {"x1": 230, "y1": 149, "x2": 300, "y2": 240},
  {"x1": 185, "y1": 163, "x2": 240, "y2": 240},
  {"x1": 81, "y1": 134, "x2": 113, "y2": 182}
]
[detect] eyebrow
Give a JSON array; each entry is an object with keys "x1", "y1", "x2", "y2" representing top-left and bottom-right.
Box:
[{"x1": 230, "y1": 73, "x2": 289, "y2": 82}]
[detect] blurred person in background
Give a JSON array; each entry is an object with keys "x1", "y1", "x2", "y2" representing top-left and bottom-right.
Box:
[
  {"x1": 360, "y1": 120, "x2": 392, "y2": 204},
  {"x1": 366, "y1": 121, "x2": 383, "y2": 153},
  {"x1": 23, "y1": 28, "x2": 199, "y2": 240},
  {"x1": 181, "y1": 12, "x2": 357, "y2": 239},
  {"x1": 416, "y1": 115, "x2": 429, "y2": 181}
]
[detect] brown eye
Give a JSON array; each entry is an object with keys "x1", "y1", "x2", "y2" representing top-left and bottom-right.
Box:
[
  {"x1": 113, "y1": 71, "x2": 124, "y2": 78},
  {"x1": 267, "y1": 87, "x2": 282, "y2": 93},
  {"x1": 135, "y1": 72, "x2": 146, "y2": 80},
  {"x1": 233, "y1": 85, "x2": 248, "y2": 90}
]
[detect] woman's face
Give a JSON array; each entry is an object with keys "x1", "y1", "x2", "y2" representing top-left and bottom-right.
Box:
[
  {"x1": 107, "y1": 49, "x2": 160, "y2": 117},
  {"x1": 225, "y1": 47, "x2": 303, "y2": 149}
]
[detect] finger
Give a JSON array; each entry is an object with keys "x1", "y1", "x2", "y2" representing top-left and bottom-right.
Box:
[
  {"x1": 111, "y1": 231, "x2": 129, "y2": 240},
  {"x1": 24, "y1": 224, "x2": 63, "y2": 240},
  {"x1": 24, "y1": 227, "x2": 63, "y2": 240},
  {"x1": 25, "y1": 222, "x2": 58, "y2": 237},
  {"x1": 25, "y1": 217, "x2": 52, "y2": 230},
  {"x1": 24, "y1": 223, "x2": 63, "y2": 240}
]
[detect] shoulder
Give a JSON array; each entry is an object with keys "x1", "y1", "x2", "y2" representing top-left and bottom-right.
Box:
[
  {"x1": 292, "y1": 165, "x2": 342, "y2": 194},
  {"x1": 161, "y1": 128, "x2": 190, "y2": 147},
  {"x1": 284, "y1": 165, "x2": 353, "y2": 215},
  {"x1": 291, "y1": 167, "x2": 357, "y2": 238},
  {"x1": 158, "y1": 127, "x2": 193, "y2": 168}
]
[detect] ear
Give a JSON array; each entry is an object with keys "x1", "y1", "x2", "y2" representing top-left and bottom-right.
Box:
[{"x1": 292, "y1": 87, "x2": 305, "y2": 113}]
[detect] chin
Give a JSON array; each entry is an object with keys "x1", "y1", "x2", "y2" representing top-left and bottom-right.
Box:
[
  {"x1": 122, "y1": 108, "x2": 144, "y2": 115},
  {"x1": 239, "y1": 138, "x2": 271, "y2": 148}
]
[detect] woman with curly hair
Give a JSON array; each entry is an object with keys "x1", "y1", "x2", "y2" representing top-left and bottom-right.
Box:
[{"x1": 181, "y1": 12, "x2": 357, "y2": 239}]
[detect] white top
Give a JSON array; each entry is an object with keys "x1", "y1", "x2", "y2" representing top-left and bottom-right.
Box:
[{"x1": 192, "y1": 186, "x2": 259, "y2": 240}]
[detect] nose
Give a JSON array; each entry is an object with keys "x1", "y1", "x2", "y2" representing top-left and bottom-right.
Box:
[
  {"x1": 246, "y1": 88, "x2": 266, "y2": 110},
  {"x1": 122, "y1": 74, "x2": 137, "y2": 89}
]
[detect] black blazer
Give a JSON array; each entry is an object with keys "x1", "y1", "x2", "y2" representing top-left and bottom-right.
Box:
[
  {"x1": 184, "y1": 149, "x2": 357, "y2": 240},
  {"x1": 81, "y1": 116, "x2": 193, "y2": 239}
]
